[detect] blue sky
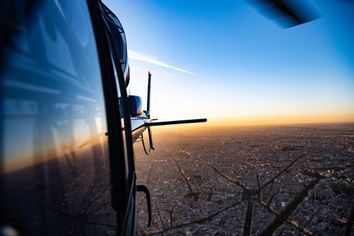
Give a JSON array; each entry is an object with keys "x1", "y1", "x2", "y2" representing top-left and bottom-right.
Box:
[{"x1": 104, "y1": 0, "x2": 354, "y2": 125}]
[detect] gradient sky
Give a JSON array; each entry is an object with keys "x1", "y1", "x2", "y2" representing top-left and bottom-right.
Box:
[{"x1": 104, "y1": 0, "x2": 354, "y2": 125}]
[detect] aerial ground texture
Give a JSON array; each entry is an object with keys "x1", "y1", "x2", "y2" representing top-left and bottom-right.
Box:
[{"x1": 134, "y1": 124, "x2": 354, "y2": 236}]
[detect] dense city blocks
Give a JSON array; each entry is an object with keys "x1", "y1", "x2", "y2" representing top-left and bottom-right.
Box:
[{"x1": 135, "y1": 124, "x2": 354, "y2": 235}]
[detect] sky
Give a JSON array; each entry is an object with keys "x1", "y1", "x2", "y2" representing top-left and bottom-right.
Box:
[{"x1": 104, "y1": 0, "x2": 354, "y2": 126}]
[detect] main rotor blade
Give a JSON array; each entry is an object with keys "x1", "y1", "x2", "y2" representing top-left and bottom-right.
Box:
[{"x1": 248, "y1": 0, "x2": 319, "y2": 28}]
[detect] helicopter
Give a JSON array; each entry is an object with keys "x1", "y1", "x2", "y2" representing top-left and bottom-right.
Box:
[{"x1": 0, "y1": 0, "x2": 319, "y2": 235}]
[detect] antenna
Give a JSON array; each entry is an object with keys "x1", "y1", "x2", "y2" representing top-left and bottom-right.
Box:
[{"x1": 146, "y1": 71, "x2": 152, "y2": 118}]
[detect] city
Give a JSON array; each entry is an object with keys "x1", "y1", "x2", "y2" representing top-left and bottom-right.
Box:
[{"x1": 135, "y1": 124, "x2": 354, "y2": 235}]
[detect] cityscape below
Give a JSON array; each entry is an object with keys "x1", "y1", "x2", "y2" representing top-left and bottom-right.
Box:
[{"x1": 134, "y1": 123, "x2": 354, "y2": 235}]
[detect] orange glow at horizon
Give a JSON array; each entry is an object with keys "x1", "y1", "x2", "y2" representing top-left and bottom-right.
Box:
[
  {"x1": 3, "y1": 133, "x2": 107, "y2": 174},
  {"x1": 154, "y1": 111, "x2": 354, "y2": 131},
  {"x1": 205, "y1": 111, "x2": 354, "y2": 127}
]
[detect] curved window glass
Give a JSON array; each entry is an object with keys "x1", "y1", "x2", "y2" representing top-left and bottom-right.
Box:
[
  {"x1": 104, "y1": 9, "x2": 129, "y2": 83},
  {"x1": 0, "y1": 1, "x2": 117, "y2": 234}
]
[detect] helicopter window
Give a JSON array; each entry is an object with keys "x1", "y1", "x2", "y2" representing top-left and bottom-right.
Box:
[
  {"x1": 109, "y1": 39, "x2": 134, "y2": 187},
  {"x1": 103, "y1": 9, "x2": 136, "y2": 205},
  {"x1": 1, "y1": 0, "x2": 118, "y2": 234},
  {"x1": 105, "y1": 13, "x2": 129, "y2": 82}
]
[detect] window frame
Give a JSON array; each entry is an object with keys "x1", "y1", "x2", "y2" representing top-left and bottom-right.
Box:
[{"x1": 86, "y1": 1, "x2": 136, "y2": 234}]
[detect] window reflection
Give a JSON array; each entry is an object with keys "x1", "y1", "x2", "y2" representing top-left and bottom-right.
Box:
[{"x1": 1, "y1": 0, "x2": 117, "y2": 234}]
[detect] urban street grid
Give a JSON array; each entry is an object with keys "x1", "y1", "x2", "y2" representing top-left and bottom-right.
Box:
[{"x1": 134, "y1": 124, "x2": 354, "y2": 235}]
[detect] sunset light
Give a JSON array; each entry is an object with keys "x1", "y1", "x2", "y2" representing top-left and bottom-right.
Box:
[{"x1": 106, "y1": 0, "x2": 354, "y2": 126}]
